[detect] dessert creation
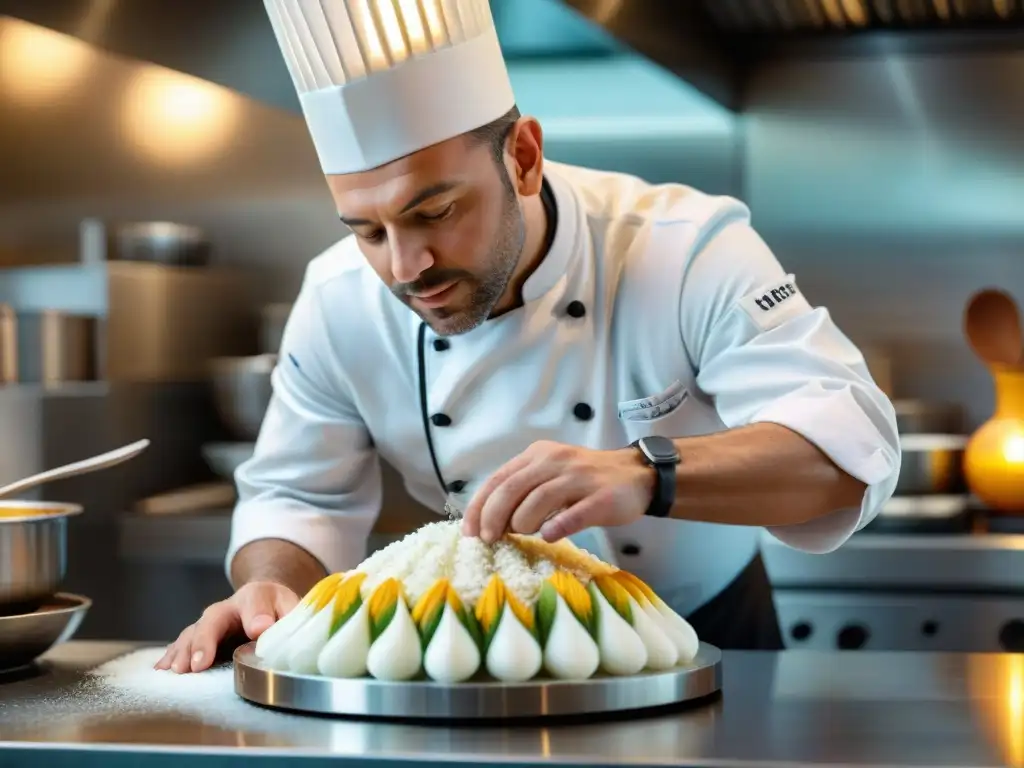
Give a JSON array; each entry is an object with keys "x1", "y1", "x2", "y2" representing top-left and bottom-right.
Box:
[{"x1": 254, "y1": 521, "x2": 699, "y2": 683}]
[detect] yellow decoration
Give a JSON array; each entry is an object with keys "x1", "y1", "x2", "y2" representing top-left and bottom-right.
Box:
[
  {"x1": 411, "y1": 578, "x2": 465, "y2": 624},
  {"x1": 367, "y1": 578, "x2": 403, "y2": 623},
  {"x1": 474, "y1": 576, "x2": 503, "y2": 633},
  {"x1": 548, "y1": 571, "x2": 592, "y2": 622},
  {"x1": 612, "y1": 571, "x2": 657, "y2": 605},
  {"x1": 593, "y1": 573, "x2": 633, "y2": 618},
  {"x1": 305, "y1": 573, "x2": 344, "y2": 609},
  {"x1": 331, "y1": 572, "x2": 367, "y2": 622},
  {"x1": 475, "y1": 575, "x2": 534, "y2": 633}
]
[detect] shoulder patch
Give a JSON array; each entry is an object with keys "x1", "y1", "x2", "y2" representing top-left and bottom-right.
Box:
[{"x1": 736, "y1": 275, "x2": 812, "y2": 332}]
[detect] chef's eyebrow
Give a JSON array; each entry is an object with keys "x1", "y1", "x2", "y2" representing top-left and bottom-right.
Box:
[{"x1": 338, "y1": 181, "x2": 460, "y2": 227}]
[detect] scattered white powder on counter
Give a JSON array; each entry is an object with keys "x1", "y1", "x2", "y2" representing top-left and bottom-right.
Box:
[
  {"x1": 1, "y1": 647, "x2": 309, "y2": 733},
  {"x1": 88, "y1": 647, "x2": 237, "y2": 707}
]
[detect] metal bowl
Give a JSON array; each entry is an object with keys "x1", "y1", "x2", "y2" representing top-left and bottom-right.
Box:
[
  {"x1": 896, "y1": 434, "x2": 968, "y2": 496},
  {"x1": 0, "y1": 502, "x2": 82, "y2": 615},
  {"x1": 893, "y1": 400, "x2": 965, "y2": 436},
  {"x1": 116, "y1": 222, "x2": 210, "y2": 267},
  {"x1": 0, "y1": 593, "x2": 90, "y2": 672},
  {"x1": 209, "y1": 354, "x2": 276, "y2": 442}
]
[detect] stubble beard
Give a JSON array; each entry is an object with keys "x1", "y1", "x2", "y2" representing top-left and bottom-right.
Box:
[{"x1": 417, "y1": 179, "x2": 525, "y2": 337}]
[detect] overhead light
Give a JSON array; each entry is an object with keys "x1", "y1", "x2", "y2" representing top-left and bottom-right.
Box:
[
  {"x1": 121, "y1": 68, "x2": 239, "y2": 167},
  {"x1": 0, "y1": 19, "x2": 92, "y2": 106}
]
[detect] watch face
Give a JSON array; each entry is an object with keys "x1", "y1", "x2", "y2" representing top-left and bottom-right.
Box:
[{"x1": 639, "y1": 436, "x2": 680, "y2": 464}]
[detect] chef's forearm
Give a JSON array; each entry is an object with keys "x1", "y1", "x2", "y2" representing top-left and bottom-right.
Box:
[
  {"x1": 229, "y1": 538, "x2": 328, "y2": 595},
  {"x1": 668, "y1": 422, "x2": 867, "y2": 528}
]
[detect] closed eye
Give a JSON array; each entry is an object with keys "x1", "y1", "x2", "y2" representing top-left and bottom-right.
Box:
[{"x1": 419, "y1": 204, "x2": 454, "y2": 222}]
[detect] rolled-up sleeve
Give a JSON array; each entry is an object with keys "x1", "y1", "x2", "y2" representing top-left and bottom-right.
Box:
[
  {"x1": 225, "y1": 268, "x2": 381, "y2": 582},
  {"x1": 679, "y1": 212, "x2": 900, "y2": 554}
]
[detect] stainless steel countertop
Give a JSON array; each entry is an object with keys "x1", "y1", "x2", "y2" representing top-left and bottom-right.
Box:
[{"x1": 1, "y1": 641, "x2": 1022, "y2": 767}]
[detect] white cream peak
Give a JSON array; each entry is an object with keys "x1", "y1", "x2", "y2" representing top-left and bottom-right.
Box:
[
  {"x1": 423, "y1": 603, "x2": 481, "y2": 683},
  {"x1": 366, "y1": 597, "x2": 422, "y2": 681},
  {"x1": 542, "y1": 593, "x2": 599, "y2": 680},
  {"x1": 592, "y1": 587, "x2": 647, "y2": 676},
  {"x1": 628, "y1": 596, "x2": 678, "y2": 670},
  {"x1": 653, "y1": 600, "x2": 700, "y2": 664},
  {"x1": 485, "y1": 603, "x2": 542, "y2": 683},
  {"x1": 284, "y1": 602, "x2": 336, "y2": 674},
  {"x1": 317, "y1": 601, "x2": 371, "y2": 678},
  {"x1": 254, "y1": 602, "x2": 312, "y2": 662}
]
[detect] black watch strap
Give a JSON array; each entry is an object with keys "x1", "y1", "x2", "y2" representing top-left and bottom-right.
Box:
[
  {"x1": 632, "y1": 436, "x2": 679, "y2": 518},
  {"x1": 646, "y1": 462, "x2": 676, "y2": 518}
]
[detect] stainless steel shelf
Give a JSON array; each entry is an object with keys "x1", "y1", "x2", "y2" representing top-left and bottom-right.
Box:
[{"x1": 762, "y1": 530, "x2": 1024, "y2": 591}]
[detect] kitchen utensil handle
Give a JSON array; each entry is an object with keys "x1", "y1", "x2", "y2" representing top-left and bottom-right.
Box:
[{"x1": 0, "y1": 439, "x2": 151, "y2": 499}]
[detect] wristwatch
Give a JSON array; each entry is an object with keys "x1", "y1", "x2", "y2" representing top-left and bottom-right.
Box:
[{"x1": 631, "y1": 436, "x2": 680, "y2": 518}]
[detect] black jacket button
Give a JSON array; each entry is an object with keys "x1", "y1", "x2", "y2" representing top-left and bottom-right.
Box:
[
  {"x1": 430, "y1": 413, "x2": 452, "y2": 427},
  {"x1": 432, "y1": 338, "x2": 450, "y2": 351},
  {"x1": 566, "y1": 300, "x2": 586, "y2": 318},
  {"x1": 573, "y1": 402, "x2": 593, "y2": 421},
  {"x1": 446, "y1": 480, "x2": 466, "y2": 493},
  {"x1": 620, "y1": 543, "x2": 641, "y2": 556}
]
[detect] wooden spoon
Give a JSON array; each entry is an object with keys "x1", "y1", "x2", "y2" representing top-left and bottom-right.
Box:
[
  {"x1": 0, "y1": 439, "x2": 150, "y2": 500},
  {"x1": 964, "y1": 289, "x2": 1024, "y2": 367}
]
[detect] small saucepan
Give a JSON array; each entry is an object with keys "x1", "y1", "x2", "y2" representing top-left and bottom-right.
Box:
[
  {"x1": 896, "y1": 434, "x2": 968, "y2": 496},
  {"x1": 0, "y1": 502, "x2": 82, "y2": 616}
]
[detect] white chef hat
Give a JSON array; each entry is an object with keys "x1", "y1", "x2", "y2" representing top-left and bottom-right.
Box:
[{"x1": 263, "y1": 0, "x2": 517, "y2": 175}]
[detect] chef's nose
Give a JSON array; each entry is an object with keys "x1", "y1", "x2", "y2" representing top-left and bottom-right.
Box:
[{"x1": 389, "y1": 235, "x2": 434, "y2": 284}]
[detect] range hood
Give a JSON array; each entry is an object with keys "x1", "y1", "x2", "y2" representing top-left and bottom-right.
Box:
[
  {"x1": 701, "y1": 0, "x2": 1024, "y2": 33},
  {"x1": 558, "y1": 0, "x2": 1024, "y2": 109},
  {"x1": 4, "y1": 0, "x2": 1023, "y2": 115}
]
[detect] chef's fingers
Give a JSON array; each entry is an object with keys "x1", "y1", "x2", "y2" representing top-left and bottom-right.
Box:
[
  {"x1": 476, "y1": 460, "x2": 555, "y2": 543},
  {"x1": 153, "y1": 632, "x2": 185, "y2": 670},
  {"x1": 169, "y1": 625, "x2": 198, "y2": 674},
  {"x1": 274, "y1": 588, "x2": 300, "y2": 620},
  {"x1": 188, "y1": 601, "x2": 243, "y2": 672},
  {"x1": 154, "y1": 622, "x2": 195, "y2": 672},
  {"x1": 538, "y1": 493, "x2": 615, "y2": 543},
  {"x1": 461, "y1": 451, "x2": 533, "y2": 538},
  {"x1": 154, "y1": 640, "x2": 174, "y2": 669},
  {"x1": 510, "y1": 475, "x2": 579, "y2": 536},
  {"x1": 239, "y1": 585, "x2": 285, "y2": 640}
]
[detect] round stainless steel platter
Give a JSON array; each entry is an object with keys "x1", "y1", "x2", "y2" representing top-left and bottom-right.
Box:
[{"x1": 233, "y1": 641, "x2": 722, "y2": 721}]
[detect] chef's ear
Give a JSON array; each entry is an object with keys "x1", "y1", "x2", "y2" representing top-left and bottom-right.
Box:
[{"x1": 507, "y1": 116, "x2": 544, "y2": 196}]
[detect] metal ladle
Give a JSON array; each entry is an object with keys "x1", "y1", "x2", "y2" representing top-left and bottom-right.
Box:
[{"x1": 0, "y1": 439, "x2": 151, "y2": 500}]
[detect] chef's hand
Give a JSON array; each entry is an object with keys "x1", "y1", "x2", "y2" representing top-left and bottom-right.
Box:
[
  {"x1": 153, "y1": 581, "x2": 299, "y2": 674},
  {"x1": 460, "y1": 441, "x2": 655, "y2": 544}
]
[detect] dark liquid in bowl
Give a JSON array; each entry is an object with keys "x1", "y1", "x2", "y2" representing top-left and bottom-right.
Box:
[{"x1": 0, "y1": 599, "x2": 46, "y2": 618}]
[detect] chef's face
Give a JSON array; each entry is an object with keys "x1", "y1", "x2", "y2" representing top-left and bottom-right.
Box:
[{"x1": 326, "y1": 118, "x2": 540, "y2": 336}]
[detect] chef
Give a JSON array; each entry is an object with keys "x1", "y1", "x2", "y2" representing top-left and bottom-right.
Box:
[{"x1": 157, "y1": 0, "x2": 900, "y2": 674}]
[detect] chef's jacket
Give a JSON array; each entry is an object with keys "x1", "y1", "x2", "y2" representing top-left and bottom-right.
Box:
[{"x1": 226, "y1": 160, "x2": 900, "y2": 616}]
